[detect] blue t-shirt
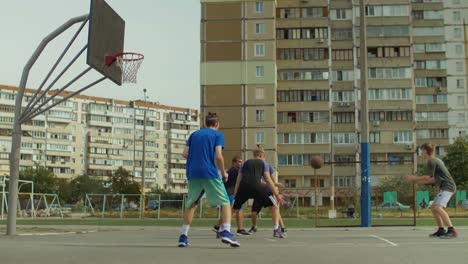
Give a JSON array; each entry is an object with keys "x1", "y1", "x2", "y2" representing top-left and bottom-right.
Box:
[{"x1": 186, "y1": 128, "x2": 224, "y2": 180}]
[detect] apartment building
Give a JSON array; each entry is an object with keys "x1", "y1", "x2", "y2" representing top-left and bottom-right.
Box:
[
  {"x1": 0, "y1": 85, "x2": 199, "y2": 194},
  {"x1": 201, "y1": 0, "x2": 468, "y2": 205}
]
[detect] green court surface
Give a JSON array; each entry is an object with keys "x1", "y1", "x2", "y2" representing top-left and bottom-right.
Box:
[{"x1": 0, "y1": 226, "x2": 467, "y2": 264}]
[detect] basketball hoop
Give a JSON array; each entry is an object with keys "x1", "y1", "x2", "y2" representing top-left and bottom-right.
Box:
[{"x1": 106, "y1": 52, "x2": 144, "y2": 84}]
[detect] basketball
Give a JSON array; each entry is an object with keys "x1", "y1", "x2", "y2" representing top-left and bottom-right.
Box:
[{"x1": 310, "y1": 155, "x2": 324, "y2": 169}]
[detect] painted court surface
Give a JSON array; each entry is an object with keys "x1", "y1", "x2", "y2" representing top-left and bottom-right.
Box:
[{"x1": 0, "y1": 226, "x2": 467, "y2": 264}]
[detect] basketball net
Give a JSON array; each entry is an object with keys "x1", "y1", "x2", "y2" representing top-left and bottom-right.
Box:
[{"x1": 115, "y1": 53, "x2": 144, "y2": 83}]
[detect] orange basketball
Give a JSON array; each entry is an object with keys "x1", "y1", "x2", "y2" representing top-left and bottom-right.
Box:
[{"x1": 310, "y1": 155, "x2": 324, "y2": 169}]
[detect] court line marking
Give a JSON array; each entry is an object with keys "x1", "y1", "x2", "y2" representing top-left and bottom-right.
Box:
[
  {"x1": 264, "y1": 238, "x2": 276, "y2": 242},
  {"x1": 369, "y1": 235, "x2": 398, "y2": 246},
  {"x1": 18, "y1": 230, "x2": 98, "y2": 236}
]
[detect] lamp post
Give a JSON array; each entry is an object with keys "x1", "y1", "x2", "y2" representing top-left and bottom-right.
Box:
[{"x1": 140, "y1": 88, "x2": 147, "y2": 219}]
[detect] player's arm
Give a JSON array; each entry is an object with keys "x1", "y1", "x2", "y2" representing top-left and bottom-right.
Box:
[
  {"x1": 214, "y1": 146, "x2": 228, "y2": 181},
  {"x1": 182, "y1": 146, "x2": 189, "y2": 159},
  {"x1": 264, "y1": 171, "x2": 280, "y2": 197},
  {"x1": 404, "y1": 175, "x2": 436, "y2": 184},
  {"x1": 234, "y1": 171, "x2": 242, "y2": 196},
  {"x1": 404, "y1": 159, "x2": 436, "y2": 185}
]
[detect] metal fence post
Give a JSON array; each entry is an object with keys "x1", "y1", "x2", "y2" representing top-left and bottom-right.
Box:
[
  {"x1": 102, "y1": 194, "x2": 106, "y2": 218},
  {"x1": 120, "y1": 194, "x2": 124, "y2": 219}
]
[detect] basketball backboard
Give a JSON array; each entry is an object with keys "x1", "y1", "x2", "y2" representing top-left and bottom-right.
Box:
[{"x1": 87, "y1": 0, "x2": 125, "y2": 85}]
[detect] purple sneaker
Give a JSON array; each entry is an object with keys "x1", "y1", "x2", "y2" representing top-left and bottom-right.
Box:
[{"x1": 273, "y1": 228, "x2": 284, "y2": 238}]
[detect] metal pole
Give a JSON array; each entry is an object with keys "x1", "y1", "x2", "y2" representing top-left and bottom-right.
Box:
[
  {"x1": 1, "y1": 177, "x2": 5, "y2": 220},
  {"x1": 6, "y1": 13, "x2": 89, "y2": 236},
  {"x1": 140, "y1": 89, "x2": 147, "y2": 219},
  {"x1": 157, "y1": 194, "x2": 161, "y2": 220},
  {"x1": 314, "y1": 169, "x2": 318, "y2": 227},
  {"x1": 102, "y1": 194, "x2": 106, "y2": 218},
  {"x1": 330, "y1": 107, "x2": 335, "y2": 211},
  {"x1": 120, "y1": 194, "x2": 124, "y2": 219},
  {"x1": 31, "y1": 182, "x2": 35, "y2": 219},
  {"x1": 359, "y1": 0, "x2": 371, "y2": 227}
]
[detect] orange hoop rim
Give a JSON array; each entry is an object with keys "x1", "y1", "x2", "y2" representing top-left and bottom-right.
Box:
[{"x1": 105, "y1": 52, "x2": 144, "y2": 65}]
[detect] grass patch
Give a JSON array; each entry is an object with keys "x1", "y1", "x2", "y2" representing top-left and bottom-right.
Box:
[{"x1": 1, "y1": 217, "x2": 468, "y2": 228}]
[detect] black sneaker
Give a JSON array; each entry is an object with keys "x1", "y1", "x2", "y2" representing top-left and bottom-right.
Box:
[
  {"x1": 429, "y1": 229, "x2": 446, "y2": 238},
  {"x1": 248, "y1": 226, "x2": 257, "y2": 233},
  {"x1": 212, "y1": 225, "x2": 220, "y2": 233},
  {"x1": 237, "y1": 229, "x2": 251, "y2": 236},
  {"x1": 440, "y1": 229, "x2": 458, "y2": 239}
]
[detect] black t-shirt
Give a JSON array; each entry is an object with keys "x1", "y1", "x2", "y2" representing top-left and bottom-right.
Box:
[
  {"x1": 239, "y1": 159, "x2": 270, "y2": 188},
  {"x1": 224, "y1": 167, "x2": 238, "y2": 195}
]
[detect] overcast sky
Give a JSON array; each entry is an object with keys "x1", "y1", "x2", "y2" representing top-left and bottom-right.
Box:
[{"x1": 0, "y1": 0, "x2": 200, "y2": 109}]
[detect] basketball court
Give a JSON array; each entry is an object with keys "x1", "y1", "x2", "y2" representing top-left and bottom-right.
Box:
[{"x1": 0, "y1": 226, "x2": 466, "y2": 264}]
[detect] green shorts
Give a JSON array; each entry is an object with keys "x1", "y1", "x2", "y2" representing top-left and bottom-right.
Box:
[{"x1": 186, "y1": 178, "x2": 230, "y2": 208}]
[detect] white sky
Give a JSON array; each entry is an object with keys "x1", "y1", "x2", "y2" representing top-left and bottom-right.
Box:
[{"x1": 0, "y1": 0, "x2": 201, "y2": 109}]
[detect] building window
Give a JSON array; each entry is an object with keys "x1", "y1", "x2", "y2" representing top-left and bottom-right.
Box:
[
  {"x1": 256, "y1": 110, "x2": 265, "y2": 122},
  {"x1": 276, "y1": 27, "x2": 328, "y2": 40},
  {"x1": 333, "y1": 9, "x2": 349, "y2": 20},
  {"x1": 333, "y1": 112, "x2": 354, "y2": 123},
  {"x1": 255, "y1": 87, "x2": 265, "y2": 100},
  {"x1": 333, "y1": 133, "x2": 356, "y2": 145},
  {"x1": 454, "y1": 28, "x2": 462, "y2": 38},
  {"x1": 455, "y1": 45, "x2": 463, "y2": 55},
  {"x1": 368, "y1": 67, "x2": 411, "y2": 79},
  {"x1": 332, "y1": 49, "x2": 353, "y2": 61},
  {"x1": 457, "y1": 96, "x2": 465, "y2": 106},
  {"x1": 254, "y1": 43, "x2": 265, "y2": 57},
  {"x1": 453, "y1": 11, "x2": 461, "y2": 21},
  {"x1": 458, "y1": 113, "x2": 465, "y2": 122},
  {"x1": 302, "y1": 7, "x2": 326, "y2": 18},
  {"x1": 335, "y1": 176, "x2": 353, "y2": 188},
  {"x1": 393, "y1": 131, "x2": 413, "y2": 143},
  {"x1": 284, "y1": 179, "x2": 296, "y2": 188},
  {"x1": 279, "y1": 8, "x2": 300, "y2": 19},
  {"x1": 255, "y1": 132, "x2": 265, "y2": 144},
  {"x1": 256, "y1": 66, "x2": 264, "y2": 77},
  {"x1": 457, "y1": 79, "x2": 464, "y2": 89},
  {"x1": 311, "y1": 178, "x2": 325, "y2": 188},
  {"x1": 456, "y1": 62, "x2": 464, "y2": 72},
  {"x1": 370, "y1": 132, "x2": 380, "y2": 143},
  {"x1": 255, "y1": 23, "x2": 264, "y2": 34},
  {"x1": 255, "y1": 2, "x2": 264, "y2": 13},
  {"x1": 332, "y1": 28, "x2": 353, "y2": 40}
]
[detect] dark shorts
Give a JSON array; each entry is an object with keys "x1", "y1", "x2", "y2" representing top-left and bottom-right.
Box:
[
  {"x1": 233, "y1": 185, "x2": 276, "y2": 211},
  {"x1": 251, "y1": 190, "x2": 274, "y2": 213}
]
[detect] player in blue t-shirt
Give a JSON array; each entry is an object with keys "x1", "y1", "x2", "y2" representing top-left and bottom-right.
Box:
[{"x1": 177, "y1": 113, "x2": 239, "y2": 248}]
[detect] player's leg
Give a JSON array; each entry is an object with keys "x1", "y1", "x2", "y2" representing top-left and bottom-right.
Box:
[
  {"x1": 213, "y1": 194, "x2": 234, "y2": 233},
  {"x1": 203, "y1": 178, "x2": 240, "y2": 247},
  {"x1": 433, "y1": 191, "x2": 457, "y2": 239},
  {"x1": 249, "y1": 199, "x2": 262, "y2": 233},
  {"x1": 235, "y1": 208, "x2": 250, "y2": 235},
  {"x1": 178, "y1": 180, "x2": 204, "y2": 247}
]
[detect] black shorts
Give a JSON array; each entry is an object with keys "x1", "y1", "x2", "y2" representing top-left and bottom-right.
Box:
[{"x1": 233, "y1": 185, "x2": 276, "y2": 211}]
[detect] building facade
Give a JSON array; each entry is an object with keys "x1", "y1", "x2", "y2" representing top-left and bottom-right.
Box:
[
  {"x1": 0, "y1": 85, "x2": 199, "y2": 194},
  {"x1": 201, "y1": 0, "x2": 468, "y2": 204}
]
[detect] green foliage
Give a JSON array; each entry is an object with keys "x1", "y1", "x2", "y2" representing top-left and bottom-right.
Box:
[
  {"x1": 443, "y1": 135, "x2": 468, "y2": 189},
  {"x1": 69, "y1": 175, "x2": 105, "y2": 203},
  {"x1": 56, "y1": 178, "x2": 73, "y2": 204},
  {"x1": 19, "y1": 167, "x2": 57, "y2": 194},
  {"x1": 107, "y1": 167, "x2": 141, "y2": 195},
  {"x1": 148, "y1": 186, "x2": 184, "y2": 200}
]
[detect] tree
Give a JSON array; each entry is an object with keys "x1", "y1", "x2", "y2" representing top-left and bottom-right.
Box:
[
  {"x1": 443, "y1": 135, "x2": 468, "y2": 189},
  {"x1": 19, "y1": 167, "x2": 57, "y2": 194},
  {"x1": 107, "y1": 167, "x2": 141, "y2": 195},
  {"x1": 56, "y1": 178, "x2": 73, "y2": 204},
  {"x1": 69, "y1": 175, "x2": 104, "y2": 203}
]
